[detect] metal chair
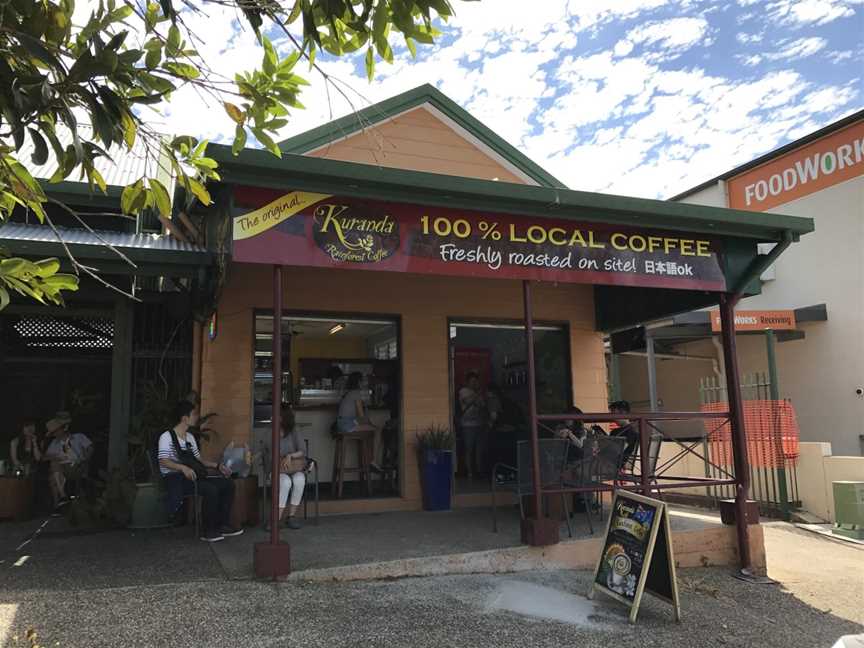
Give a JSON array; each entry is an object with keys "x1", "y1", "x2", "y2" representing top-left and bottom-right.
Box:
[
  {"x1": 616, "y1": 431, "x2": 664, "y2": 497},
  {"x1": 580, "y1": 434, "x2": 628, "y2": 523},
  {"x1": 491, "y1": 438, "x2": 573, "y2": 538},
  {"x1": 150, "y1": 451, "x2": 200, "y2": 537}
]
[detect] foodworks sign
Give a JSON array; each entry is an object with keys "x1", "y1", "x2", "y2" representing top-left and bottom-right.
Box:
[{"x1": 728, "y1": 119, "x2": 864, "y2": 212}]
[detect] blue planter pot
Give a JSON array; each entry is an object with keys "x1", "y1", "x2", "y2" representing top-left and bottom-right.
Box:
[{"x1": 421, "y1": 449, "x2": 453, "y2": 511}]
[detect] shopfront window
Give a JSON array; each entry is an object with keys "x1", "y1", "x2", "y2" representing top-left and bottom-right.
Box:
[
  {"x1": 253, "y1": 313, "x2": 401, "y2": 499},
  {"x1": 449, "y1": 321, "x2": 571, "y2": 494}
]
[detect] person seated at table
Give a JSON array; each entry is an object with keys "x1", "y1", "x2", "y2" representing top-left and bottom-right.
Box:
[
  {"x1": 44, "y1": 412, "x2": 92, "y2": 508},
  {"x1": 268, "y1": 407, "x2": 307, "y2": 531},
  {"x1": 158, "y1": 401, "x2": 244, "y2": 543},
  {"x1": 609, "y1": 400, "x2": 639, "y2": 465},
  {"x1": 10, "y1": 419, "x2": 42, "y2": 476}
]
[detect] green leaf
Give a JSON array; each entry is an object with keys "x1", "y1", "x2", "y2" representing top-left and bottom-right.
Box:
[
  {"x1": 405, "y1": 36, "x2": 417, "y2": 58},
  {"x1": 15, "y1": 31, "x2": 64, "y2": 70},
  {"x1": 121, "y1": 180, "x2": 144, "y2": 214},
  {"x1": 375, "y1": 37, "x2": 393, "y2": 64},
  {"x1": 145, "y1": 47, "x2": 162, "y2": 69},
  {"x1": 262, "y1": 36, "x2": 277, "y2": 75},
  {"x1": 108, "y1": 5, "x2": 134, "y2": 22},
  {"x1": 163, "y1": 62, "x2": 200, "y2": 79},
  {"x1": 251, "y1": 127, "x2": 281, "y2": 158},
  {"x1": 33, "y1": 258, "x2": 60, "y2": 277},
  {"x1": 365, "y1": 46, "x2": 374, "y2": 82},
  {"x1": 232, "y1": 125, "x2": 247, "y2": 156},
  {"x1": 0, "y1": 285, "x2": 9, "y2": 311},
  {"x1": 149, "y1": 178, "x2": 171, "y2": 217},
  {"x1": 27, "y1": 128, "x2": 49, "y2": 165},
  {"x1": 186, "y1": 178, "x2": 211, "y2": 205},
  {"x1": 167, "y1": 24, "x2": 181, "y2": 53}
]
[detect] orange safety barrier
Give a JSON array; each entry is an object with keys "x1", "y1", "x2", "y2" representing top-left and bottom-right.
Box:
[{"x1": 700, "y1": 400, "x2": 800, "y2": 468}]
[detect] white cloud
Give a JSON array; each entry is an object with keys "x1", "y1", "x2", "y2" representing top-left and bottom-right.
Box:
[
  {"x1": 754, "y1": 0, "x2": 861, "y2": 26},
  {"x1": 738, "y1": 36, "x2": 828, "y2": 64},
  {"x1": 736, "y1": 31, "x2": 764, "y2": 43},
  {"x1": 626, "y1": 17, "x2": 710, "y2": 53}
]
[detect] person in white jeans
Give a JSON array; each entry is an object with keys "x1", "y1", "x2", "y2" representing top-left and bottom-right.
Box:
[{"x1": 274, "y1": 408, "x2": 307, "y2": 530}]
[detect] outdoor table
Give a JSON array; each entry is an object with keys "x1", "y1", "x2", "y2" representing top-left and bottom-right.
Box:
[{"x1": 0, "y1": 476, "x2": 34, "y2": 520}]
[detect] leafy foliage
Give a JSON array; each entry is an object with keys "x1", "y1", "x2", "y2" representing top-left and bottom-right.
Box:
[
  {"x1": 416, "y1": 423, "x2": 455, "y2": 451},
  {"x1": 0, "y1": 0, "x2": 456, "y2": 308}
]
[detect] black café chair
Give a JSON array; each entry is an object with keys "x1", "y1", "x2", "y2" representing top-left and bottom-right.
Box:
[
  {"x1": 615, "y1": 431, "x2": 664, "y2": 498},
  {"x1": 491, "y1": 438, "x2": 573, "y2": 538}
]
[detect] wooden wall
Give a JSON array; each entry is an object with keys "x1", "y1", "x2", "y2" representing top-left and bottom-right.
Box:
[
  {"x1": 199, "y1": 264, "x2": 607, "y2": 509},
  {"x1": 306, "y1": 107, "x2": 529, "y2": 184}
]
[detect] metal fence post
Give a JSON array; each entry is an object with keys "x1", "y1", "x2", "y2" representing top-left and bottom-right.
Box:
[{"x1": 765, "y1": 330, "x2": 790, "y2": 520}]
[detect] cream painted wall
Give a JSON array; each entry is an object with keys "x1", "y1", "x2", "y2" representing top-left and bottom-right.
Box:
[
  {"x1": 677, "y1": 175, "x2": 864, "y2": 456},
  {"x1": 305, "y1": 106, "x2": 529, "y2": 184},
  {"x1": 201, "y1": 265, "x2": 606, "y2": 507}
]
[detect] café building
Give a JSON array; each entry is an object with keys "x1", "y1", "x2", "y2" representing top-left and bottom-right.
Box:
[{"x1": 190, "y1": 85, "x2": 812, "y2": 566}]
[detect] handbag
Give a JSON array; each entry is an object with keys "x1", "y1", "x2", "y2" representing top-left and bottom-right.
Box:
[
  {"x1": 281, "y1": 455, "x2": 307, "y2": 475},
  {"x1": 170, "y1": 430, "x2": 209, "y2": 480}
]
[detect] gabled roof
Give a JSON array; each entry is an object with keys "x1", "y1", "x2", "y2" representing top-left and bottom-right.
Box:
[{"x1": 278, "y1": 83, "x2": 566, "y2": 189}]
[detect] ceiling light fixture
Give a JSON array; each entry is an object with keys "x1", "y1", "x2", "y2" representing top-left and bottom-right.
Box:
[{"x1": 329, "y1": 323, "x2": 345, "y2": 335}]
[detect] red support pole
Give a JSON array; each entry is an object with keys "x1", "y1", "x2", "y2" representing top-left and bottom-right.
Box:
[
  {"x1": 719, "y1": 293, "x2": 753, "y2": 572},
  {"x1": 270, "y1": 264, "x2": 282, "y2": 547},
  {"x1": 521, "y1": 280, "x2": 558, "y2": 546},
  {"x1": 253, "y1": 265, "x2": 291, "y2": 578}
]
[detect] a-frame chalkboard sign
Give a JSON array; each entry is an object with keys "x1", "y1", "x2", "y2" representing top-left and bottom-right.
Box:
[{"x1": 588, "y1": 491, "x2": 681, "y2": 623}]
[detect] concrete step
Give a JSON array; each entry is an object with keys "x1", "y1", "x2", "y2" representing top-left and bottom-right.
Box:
[{"x1": 790, "y1": 510, "x2": 828, "y2": 525}]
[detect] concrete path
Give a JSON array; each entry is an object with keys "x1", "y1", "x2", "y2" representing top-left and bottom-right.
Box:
[{"x1": 763, "y1": 522, "x2": 864, "y2": 625}]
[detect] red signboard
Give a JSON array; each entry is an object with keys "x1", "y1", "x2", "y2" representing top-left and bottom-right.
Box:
[{"x1": 231, "y1": 189, "x2": 727, "y2": 291}]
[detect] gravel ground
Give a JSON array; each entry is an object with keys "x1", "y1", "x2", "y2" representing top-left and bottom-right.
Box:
[
  {"x1": 2, "y1": 566, "x2": 861, "y2": 648},
  {"x1": 1, "y1": 518, "x2": 861, "y2": 647}
]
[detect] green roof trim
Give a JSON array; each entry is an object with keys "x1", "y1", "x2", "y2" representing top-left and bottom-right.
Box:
[
  {"x1": 277, "y1": 83, "x2": 567, "y2": 189},
  {"x1": 207, "y1": 143, "x2": 814, "y2": 243}
]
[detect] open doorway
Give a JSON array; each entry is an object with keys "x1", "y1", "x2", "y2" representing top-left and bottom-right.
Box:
[{"x1": 449, "y1": 321, "x2": 571, "y2": 495}]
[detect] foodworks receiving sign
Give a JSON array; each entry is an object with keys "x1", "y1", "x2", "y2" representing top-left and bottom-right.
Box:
[
  {"x1": 232, "y1": 190, "x2": 726, "y2": 291},
  {"x1": 728, "y1": 119, "x2": 864, "y2": 212}
]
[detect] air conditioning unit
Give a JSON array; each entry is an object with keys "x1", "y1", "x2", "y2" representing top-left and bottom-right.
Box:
[{"x1": 832, "y1": 481, "x2": 864, "y2": 540}]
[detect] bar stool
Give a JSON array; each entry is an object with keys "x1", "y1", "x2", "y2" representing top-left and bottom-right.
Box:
[{"x1": 331, "y1": 430, "x2": 374, "y2": 498}]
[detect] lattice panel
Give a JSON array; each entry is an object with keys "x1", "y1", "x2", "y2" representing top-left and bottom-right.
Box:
[{"x1": 6, "y1": 315, "x2": 114, "y2": 350}]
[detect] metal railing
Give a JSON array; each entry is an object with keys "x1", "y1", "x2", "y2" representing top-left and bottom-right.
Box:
[{"x1": 534, "y1": 411, "x2": 738, "y2": 497}]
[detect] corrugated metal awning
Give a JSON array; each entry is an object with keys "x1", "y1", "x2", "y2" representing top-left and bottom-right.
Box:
[{"x1": 0, "y1": 223, "x2": 212, "y2": 277}]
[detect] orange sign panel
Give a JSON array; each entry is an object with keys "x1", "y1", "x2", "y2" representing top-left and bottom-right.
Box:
[
  {"x1": 710, "y1": 310, "x2": 796, "y2": 332},
  {"x1": 728, "y1": 119, "x2": 864, "y2": 212}
]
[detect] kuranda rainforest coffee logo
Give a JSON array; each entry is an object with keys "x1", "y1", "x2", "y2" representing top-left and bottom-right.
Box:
[{"x1": 312, "y1": 203, "x2": 400, "y2": 263}]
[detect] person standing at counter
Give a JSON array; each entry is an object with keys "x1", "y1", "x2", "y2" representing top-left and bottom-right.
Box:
[{"x1": 458, "y1": 372, "x2": 487, "y2": 479}]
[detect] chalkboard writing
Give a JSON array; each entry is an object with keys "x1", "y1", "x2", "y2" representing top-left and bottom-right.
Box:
[{"x1": 589, "y1": 491, "x2": 681, "y2": 623}]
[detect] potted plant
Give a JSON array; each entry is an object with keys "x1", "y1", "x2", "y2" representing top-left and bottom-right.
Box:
[{"x1": 416, "y1": 425, "x2": 455, "y2": 511}]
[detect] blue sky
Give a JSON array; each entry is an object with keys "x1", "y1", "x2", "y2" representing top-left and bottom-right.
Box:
[{"x1": 163, "y1": 0, "x2": 863, "y2": 199}]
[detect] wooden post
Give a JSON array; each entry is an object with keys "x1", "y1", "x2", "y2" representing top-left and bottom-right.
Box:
[
  {"x1": 108, "y1": 297, "x2": 133, "y2": 471},
  {"x1": 718, "y1": 294, "x2": 752, "y2": 571}
]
